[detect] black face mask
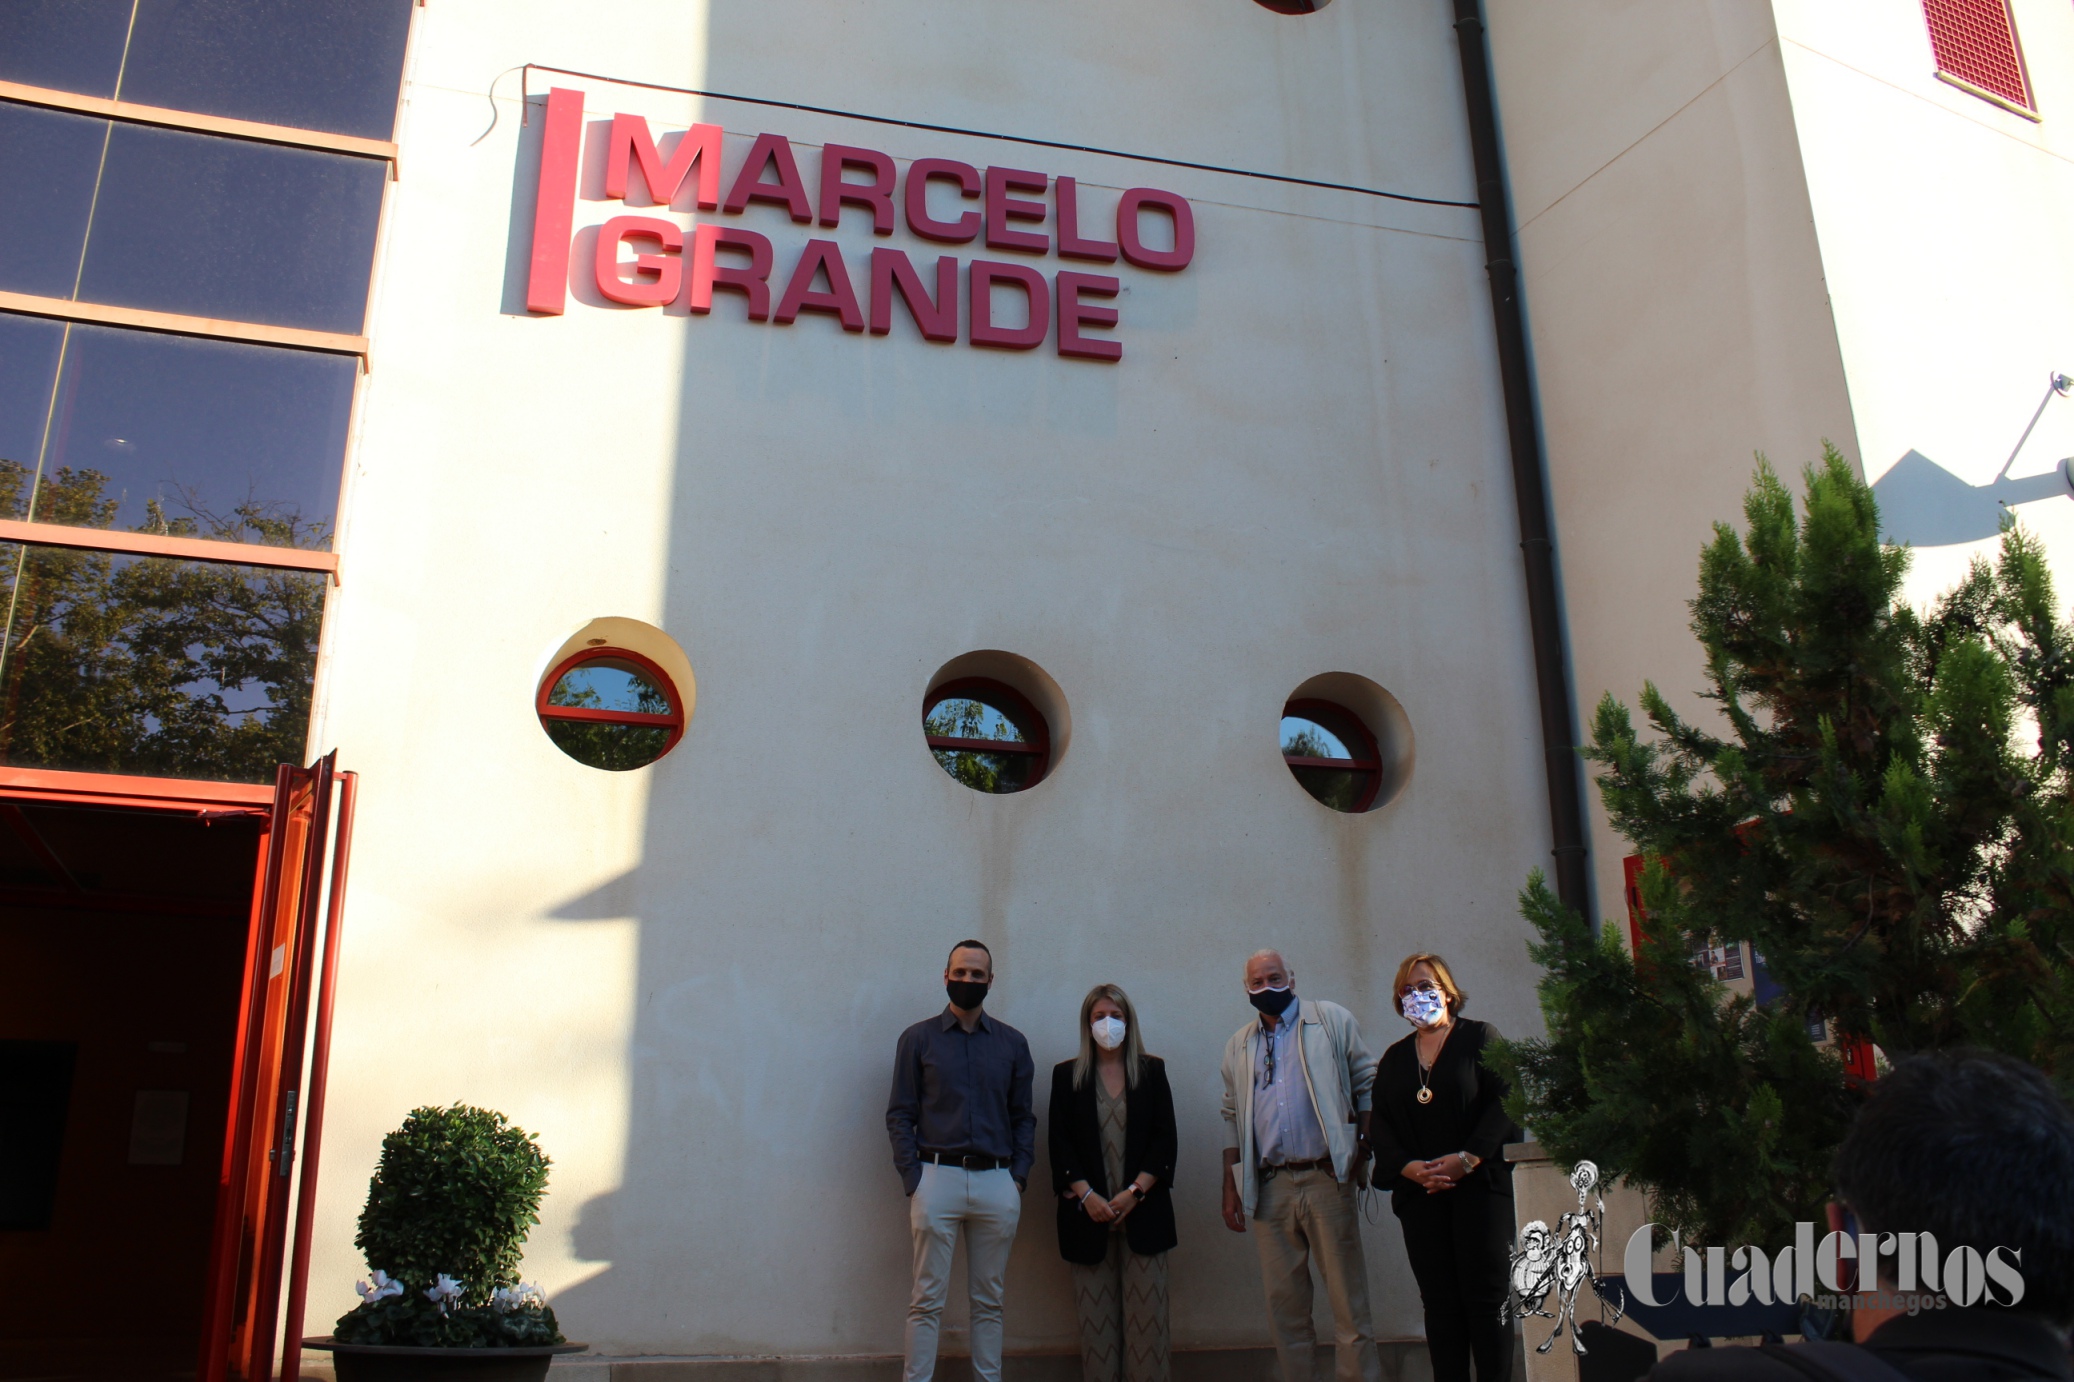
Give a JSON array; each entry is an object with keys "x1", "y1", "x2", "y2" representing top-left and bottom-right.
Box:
[
  {"x1": 946, "y1": 979, "x2": 990, "y2": 1011},
  {"x1": 1248, "y1": 986, "x2": 1295, "y2": 1016}
]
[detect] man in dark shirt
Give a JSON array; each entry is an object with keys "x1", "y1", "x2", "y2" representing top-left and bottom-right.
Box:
[
  {"x1": 1648, "y1": 1049, "x2": 2074, "y2": 1382},
  {"x1": 887, "y1": 939, "x2": 1035, "y2": 1382}
]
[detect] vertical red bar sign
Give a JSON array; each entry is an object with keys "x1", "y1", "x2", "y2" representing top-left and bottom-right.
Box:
[
  {"x1": 527, "y1": 87, "x2": 585, "y2": 315},
  {"x1": 1622, "y1": 854, "x2": 1648, "y2": 953}
]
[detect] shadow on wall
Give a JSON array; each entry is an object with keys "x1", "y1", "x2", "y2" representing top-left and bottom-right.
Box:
[{"x1": 1872, "y1": 449, "x2": 2069, "y2": 548}]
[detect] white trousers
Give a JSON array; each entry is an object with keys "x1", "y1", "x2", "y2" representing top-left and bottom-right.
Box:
[{"x1": 904, "y1": 1164, "x2": 1022, "y2": 1382}]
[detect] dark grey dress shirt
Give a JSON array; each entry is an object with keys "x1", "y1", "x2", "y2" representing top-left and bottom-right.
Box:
[{"x1": 886, "y1": 1007, "x2": 1037, "y2": 1195}]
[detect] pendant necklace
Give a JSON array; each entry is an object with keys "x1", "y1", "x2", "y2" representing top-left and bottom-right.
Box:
[{"x1": 1415, "y1": 1059, "x2": 1434, "y2": 1104}]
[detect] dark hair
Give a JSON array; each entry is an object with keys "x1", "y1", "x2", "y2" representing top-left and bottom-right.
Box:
[
  {"x1": 945, "y1": 939, "x2": 992, "y2": 969},
  {"x1": 1833, "y1": 1049, "x2": 2074, "y2": 1324}
]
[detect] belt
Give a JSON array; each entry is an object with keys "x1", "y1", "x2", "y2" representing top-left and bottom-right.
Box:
[
  {"x1": 924, "y1": 1151, "x2": 1009, "y2": 1170},
  {"x1": 1261, "y1": 1158, "x2": 1332, "y2": 1176}
]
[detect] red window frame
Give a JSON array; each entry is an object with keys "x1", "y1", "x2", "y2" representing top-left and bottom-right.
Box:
[
  {"x1": 1280, "y1": 697, "x2": 1383, "y2": 813},
  {"x1": 923, "y1": 677, "x2": 1051, "y2": 790},
  {"x1": 536, "y1": 647, "x2": 686, "y2": 759},
  {"x1": 1922, "y1": 0, "x2": 2033, "y2": 112}
]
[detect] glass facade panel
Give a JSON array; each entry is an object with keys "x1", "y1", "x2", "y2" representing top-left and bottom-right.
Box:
[
  {"x1": 82, "y1": 123, "x2": 385, "y2": 332},
  {"x1": 0, "y1": 0, "x2": 406, "y2": 790},
  {"x1": 0, "y1": 317, "x2": 353, "y2": 546},
  {"x1": 0, "y1": 104, "x2": 385, "y2": 332},
  {"x1": 0, "y1": 103, "x2": 105, "y2": 300},
  {"x1": 0, "y1": 542, "x2": 322, "y2": 783},
  {"x1": 0, "y1": 314, "x2": 67, "y2": 474},
  {"x1": 122, "y1": 0, "x2": 414, "y2": 139},
  {"x1": 0, "y1": 0, "x2": 133, "y2": 99},
  {"x1": 0, "y1": 1, "x2": 413, "y2": 140}
]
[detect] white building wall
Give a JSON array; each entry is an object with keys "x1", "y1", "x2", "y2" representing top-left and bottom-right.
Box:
[
  {"x1": 1772, "y1": 0, "x2": 2074, "y2": 609},
  {"x1": 1484, "y1": 0, "x2": 1861, "y2": 929},
  {"x1": 1487, "y1": 0, "x2": 2074, "y2": 928},
  {"x1": 308, "y1": 0, "x2": 1556, "y2": 1359}
]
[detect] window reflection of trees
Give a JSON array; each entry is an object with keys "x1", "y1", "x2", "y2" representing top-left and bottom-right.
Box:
[
  {"x1": 542, "y1": 663, "x2": 676, "y2": 772},
  {"x1": 0, "y1": 459, "x2": 323, "y2": 783},
  {"x1": 1280, "y1": 712, "x2": 1371, "y2": 813},
  {"x1": 925, "y1": 695, "x2": 1038, "y2": 794}
]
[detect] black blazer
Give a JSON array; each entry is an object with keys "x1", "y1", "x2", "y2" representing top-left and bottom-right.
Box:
[
  {"x1": 1047, "y1": 1056, "x2": 1178, "y2": 1265},
  {"x1": 1370, "y1": 1019, "x2": 1519, "y2": 1208}
]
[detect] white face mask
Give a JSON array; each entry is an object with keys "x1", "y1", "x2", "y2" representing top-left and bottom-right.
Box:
[
  {"x1": 1091, "y1": 1016, "x2": 1128, "y2": 1051},
  {"x1": 1402, "y1": 987, "x2": 1448, "y2": 1028}
]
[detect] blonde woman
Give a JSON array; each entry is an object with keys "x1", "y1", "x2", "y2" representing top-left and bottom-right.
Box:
[{"x1": 1047, "y1": 984, "x2": 1177, "y2": 1382}]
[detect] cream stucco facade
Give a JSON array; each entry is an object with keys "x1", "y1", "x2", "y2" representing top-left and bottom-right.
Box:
[
  {"x1": 304, "y1": 0, "x2": 1559, "y2": 1361},
  {"x1": 12, "y1": 0, "x2": 2074, "y2": 1376},
  {"x1": 1486, "y1": 0, "x2": 2074, "y2": 927}
]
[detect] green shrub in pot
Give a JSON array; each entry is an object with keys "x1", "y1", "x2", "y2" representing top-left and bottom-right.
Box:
[{"x1": 332, "y1": 1104, "x2": 565, "y2": 1347}]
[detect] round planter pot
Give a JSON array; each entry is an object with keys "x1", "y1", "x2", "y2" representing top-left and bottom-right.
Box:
[{"x1": 303, "y1": 1337, "x2": 588, "y2": 1382}]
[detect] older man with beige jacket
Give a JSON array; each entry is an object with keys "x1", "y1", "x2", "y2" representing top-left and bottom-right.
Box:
[{"x1": 1220, "y1": 948, "x2": 1380, "y2": 1382}]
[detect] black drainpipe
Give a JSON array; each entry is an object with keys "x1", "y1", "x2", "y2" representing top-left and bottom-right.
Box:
[{"x1": 1451, "y1": 0, "x2": 1592, "y2": 918}]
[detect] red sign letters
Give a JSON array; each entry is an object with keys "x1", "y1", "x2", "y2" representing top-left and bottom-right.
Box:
[{"x1": 525, "y1": 89, "x2": 1194, "y2": 364}]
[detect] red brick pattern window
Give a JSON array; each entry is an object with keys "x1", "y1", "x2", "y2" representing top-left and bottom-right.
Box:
[{"x1": 1922, "y1": 0, "x2": 2033, "y2": 109}]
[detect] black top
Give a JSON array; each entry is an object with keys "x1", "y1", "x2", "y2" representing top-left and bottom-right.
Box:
[
  {"x1": 1047, "y1": 1056, "x2": 1179, "y2": 1265},
  {"x1": 1370, "y1": 1018, "x2": 1518, "y2": 1202},
  {"x1": 886, "y1": 1008, "x2": 1037, "y2": 1195},
  {"x1": 1644, "y1": 1310, "x2": 2071, "y2": 1382}
]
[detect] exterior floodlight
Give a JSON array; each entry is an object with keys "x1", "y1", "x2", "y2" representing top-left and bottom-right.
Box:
[{"x1": 2056, "y1": 373, "x2": 2074, "y2": 397}]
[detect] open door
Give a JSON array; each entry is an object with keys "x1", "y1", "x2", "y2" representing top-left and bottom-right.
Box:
[{"x1": 196, "y1": 755, "x2": 356, "y2": 1382}]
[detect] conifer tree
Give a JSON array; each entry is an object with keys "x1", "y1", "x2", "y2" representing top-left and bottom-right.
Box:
[{"x1": 1492, "y1": 447, "x2": 2074, "y2": 1247}]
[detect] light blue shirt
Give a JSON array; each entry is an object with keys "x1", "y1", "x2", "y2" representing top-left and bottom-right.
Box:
[{"x1": 1252, "y1": 1006, "x2": 1328, "y2": 1166}]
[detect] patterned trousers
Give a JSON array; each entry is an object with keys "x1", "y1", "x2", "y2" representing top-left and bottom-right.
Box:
[{"x1": 1069, "y1": 1234, "x2": 1170, "y2": 1382}]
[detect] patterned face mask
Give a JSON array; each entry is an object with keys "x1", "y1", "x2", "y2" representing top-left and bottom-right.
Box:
[{"x1": 1401, "y1": 986, "x2": 1448, "y2": 1027}]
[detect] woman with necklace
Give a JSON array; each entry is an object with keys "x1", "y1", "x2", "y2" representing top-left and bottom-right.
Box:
[
  {"x1": 1370, "y1": 953, "x2": 1520, "y2": 1382},
  {"x1": 1049, "y1": 983, "x2": 1178, "y2": 1382}
]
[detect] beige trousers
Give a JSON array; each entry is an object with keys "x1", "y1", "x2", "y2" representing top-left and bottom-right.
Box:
[
  {"x1": 904, "y1": 1164, "x2": 1021, "y2": 1382},
  {"x1": 1069, "y1": 1233, "x2": 1170, "y2": 1382},
  {"x1": 1252, "y1": 1168, "x2": 1381, "y2": 1382}
]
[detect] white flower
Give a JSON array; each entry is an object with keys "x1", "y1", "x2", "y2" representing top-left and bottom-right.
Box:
[
  {"x1": 491, "y1": 1282, "x2": 547, "y2": 1313},
  {"x1": 424, "y1": 1274, "x2": 465, "y2": 1311},
  {"x1": 356, "y1": 1270, "x2": 404, "y2": 1303}
]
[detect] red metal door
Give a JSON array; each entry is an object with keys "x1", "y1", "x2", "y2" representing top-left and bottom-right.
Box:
[{"x1": 197, "y1": 755, "x2": 342, "y2": 1382}]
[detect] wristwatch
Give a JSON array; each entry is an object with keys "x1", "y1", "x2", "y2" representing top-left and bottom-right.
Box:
[{"x1": 1457, "y1": 1150, "x2": 1480, "y2": 1172}]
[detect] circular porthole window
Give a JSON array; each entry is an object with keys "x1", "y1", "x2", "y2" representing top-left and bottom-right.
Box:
[
  {"x1": 1279, "y1": 673, "x2": 1415, "y2": 814},
  {"x1": 1281, "y1": 699, "x2": 1382, "y2": 813},
  {"x1": 538, "y1": 648, "x2": 685, "y2": 771},
  {"x1": 925, "y1": 678, "x2": 1051, "y2": 793}
]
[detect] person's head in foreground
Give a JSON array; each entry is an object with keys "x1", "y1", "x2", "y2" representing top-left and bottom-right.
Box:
[
  {"x1": 1653, "y1": 1047, "x2": 2074, "y2": 1378},
  {"x1": 1832, "y1": 1046, "x2": 2074, "y2": 1335}
]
